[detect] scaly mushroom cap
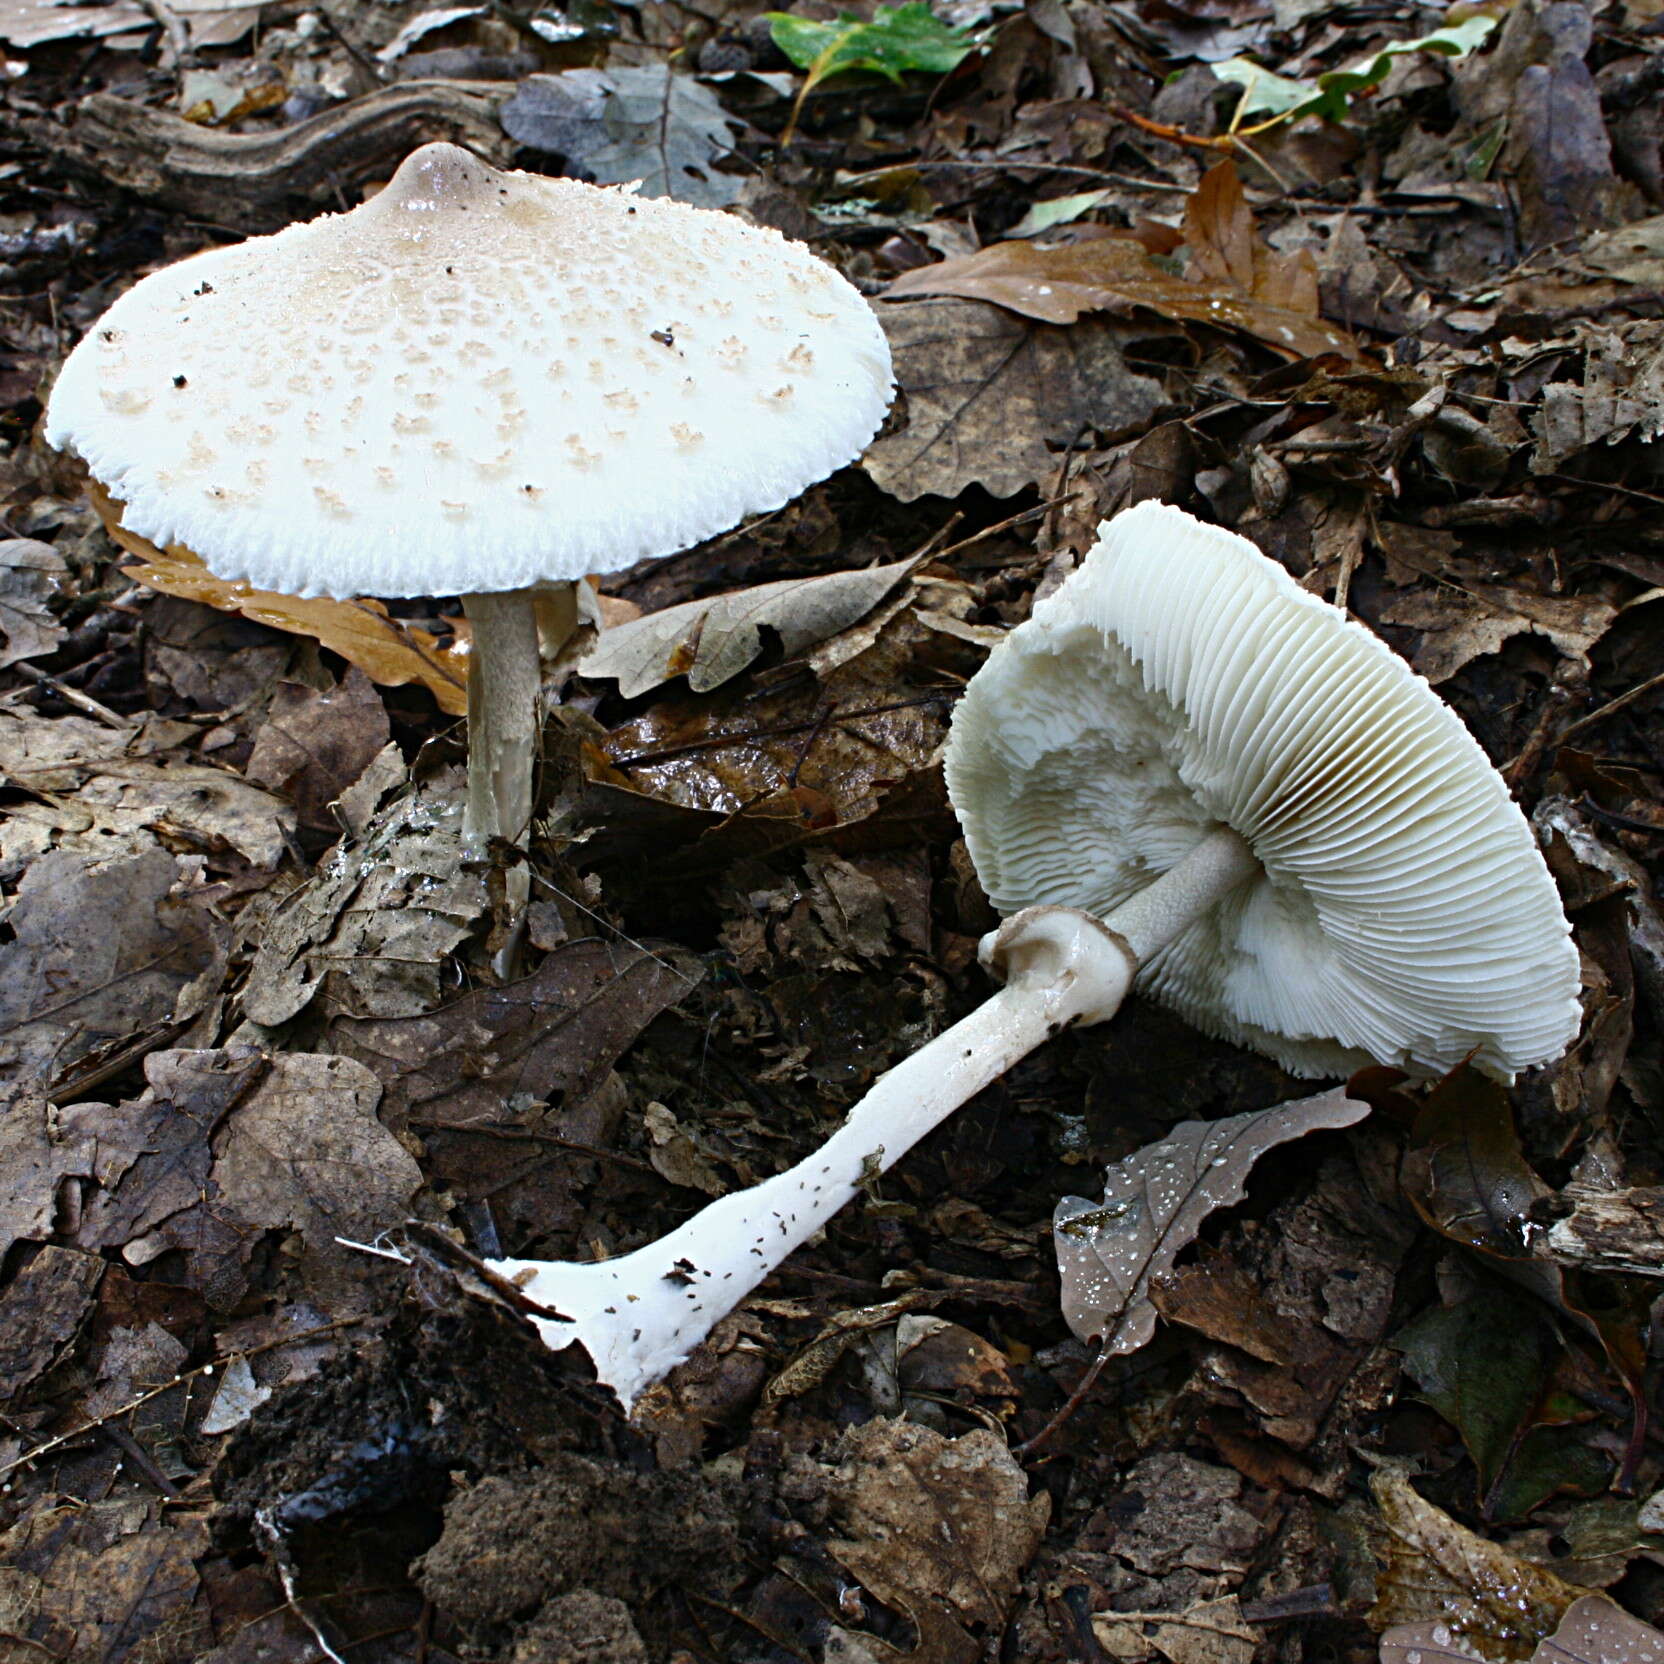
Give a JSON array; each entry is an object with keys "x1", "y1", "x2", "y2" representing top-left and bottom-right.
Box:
[
  {"x1": 945, "y1": 502, "x2": 1582, "y2": 1080},
  {"x1": 45, "y1": 143, "x2": 894, "y2": 599}
]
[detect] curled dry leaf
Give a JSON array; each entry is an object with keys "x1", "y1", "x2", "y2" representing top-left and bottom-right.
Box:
[
  {"x1": 579, "y1": 557, "x2": 921, "y2": 697},
  {"x1": 1054, "y1": 1087, "x2": 1370, "y2": 1352},
  {"x1": 1370, "y1": 1465, "x2": 1592, "y2": 1660},
  {"x1": 885, "y1": 162, "x2": 1362, "y2": 363},
  {"x1": 94, "y1": 484, "x2": 469, "y2": 716}
]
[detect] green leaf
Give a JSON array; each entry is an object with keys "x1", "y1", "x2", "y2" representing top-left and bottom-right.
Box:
[
  {"x1": 1213, "y1": 16, "x2": 1497, "y2": 126},
  {"x1": 766, "y1": 3, "x2": 983, "y2": 98},
  {"x1": 1008, "y1": 189, "x2": 1114, "y2": 238}
]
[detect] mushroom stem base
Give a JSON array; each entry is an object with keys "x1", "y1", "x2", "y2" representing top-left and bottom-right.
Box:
[
  {"x1": 491, "y1": 909, "x2": 1137, "y2": 1409},
  {"x1": 462, "y1": 588, "x2": 547, "y2": 976}
]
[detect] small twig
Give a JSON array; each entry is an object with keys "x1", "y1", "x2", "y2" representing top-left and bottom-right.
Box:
[
  {"x1": 0, "y1": 1318, "x2": 365, "y2": 1481},
  {"x1": 1555, "y1": 668, "x2": 1664, "y2": 745},
  {"x1": 9, "y1": 660, "x2": 135, "y2": 729}
]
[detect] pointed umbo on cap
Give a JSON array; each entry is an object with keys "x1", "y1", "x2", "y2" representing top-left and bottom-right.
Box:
[
  {"x1": 45, "y1": 142, "x2": 894, "y2": 600},
  {"x1": 944, "y1": 501, "x2": 1582, "y2": 1080}
]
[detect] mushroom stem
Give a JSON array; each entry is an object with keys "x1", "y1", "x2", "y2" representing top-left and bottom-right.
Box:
[
  {"x1": 490, "y1": 826, "x2": 1258, "y2": 1408},
  {"x1": 462, "y1": 587, "x2": 559, "y2": 976}
]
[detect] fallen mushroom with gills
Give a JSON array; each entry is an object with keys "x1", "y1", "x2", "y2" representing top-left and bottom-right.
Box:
[
  {"x1": 43, "y1": 141, "x2": 893, "y2": 965},
  {"x1": 494, "y1": 501, "x2": 1583, "y2": 1409}
]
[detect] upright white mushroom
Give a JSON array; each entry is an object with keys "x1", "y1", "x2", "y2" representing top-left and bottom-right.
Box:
[
  {"x1": 45, "y1": 142, "x2": 893, "y2": 960},
  {"x1": 496, "y1": 502, "x2": 1582, "y2": 1408}
]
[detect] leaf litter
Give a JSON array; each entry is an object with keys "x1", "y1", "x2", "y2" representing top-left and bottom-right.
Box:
[{"x1": 5, "y1": 0, "x2": 1664, "y2": 1658}]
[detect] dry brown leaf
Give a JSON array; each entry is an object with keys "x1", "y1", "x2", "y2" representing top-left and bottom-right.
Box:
[
  {"x1": 94, "y1": 485, "x2": 469, "y2": 716},
  {"x1": 865, "y1": 299, "x2": 1163, "y2": 501},
  {"x1": 1095, "y1": 1596, "x2": 1258, "y2": 1664},
  {"x1": 885, "y1": 164, "x2": 1360, "y2": 362},
  {"x1": 1054, "y1": 1088, "x2": 1371, "y2": 1353},
  {"x1": 580, "y1": 557, "x2": 921, "y2": 697},
  {"x1": 1378, "y1": 586, "x2": 1617, "y2": 684},
  {"x1": 1370, "y1": 1466, "x2": 1593, "y2": 1660},
  {"x1": 0, "y1": 538, "x2": 68, "y2": 668},
  {"x1": 826, "y1": 1419, "x2": 1050, "y2": 1664}
]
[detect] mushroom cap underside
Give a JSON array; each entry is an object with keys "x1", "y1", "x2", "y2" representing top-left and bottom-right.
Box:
[
  {"x1": 45, "y1": 142, "x2": 895, "y2": 600},
  {"x1": 944, "y1": 501, "x2": 1582, "y2": 1080}
]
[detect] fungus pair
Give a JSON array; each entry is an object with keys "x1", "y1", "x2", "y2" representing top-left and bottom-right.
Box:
[
  {"x1": 46, "y1": 143, "x2": 894, "y2": 957},
  {"x1": 492, "y1": 503, "x2": 1582, "y2": 1408}
]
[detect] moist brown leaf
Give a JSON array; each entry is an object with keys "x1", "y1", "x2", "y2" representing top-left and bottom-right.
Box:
[
  {"x1": 1054, "y1": 1087, "x2": 1371, "y2": 1352},
  {"x1": 580, "y1": 557, "x2": 922, "y2": 697},
  {"x1": 95, "y1": 484, "x2": 469, "y2": 716},
  {"x1": 1370, "y1": 1466, "x2": 1592, "y2": 1659},
  {"x1": 884, "y1": 164, "x2": 1360, "y2": 363},
  {"x1": 1535, "y1": 1595, "x2": 1664, "y2": 1664},
  {"x1": 0, "y1": 847, "x2": 228, "y2": 1096},
  {"x1": 826, "y1": 1419, "x2": 1050, "y2": 1664},
  {"x1": 864, "y1": 299, "x2": 1163, "y2": 500}
]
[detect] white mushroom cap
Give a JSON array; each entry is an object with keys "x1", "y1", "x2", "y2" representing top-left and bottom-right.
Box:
[
  {"x1": 45, "y1": 142, "x2": 893, "y2": 600},
  {"x1": 944, "y1": 501, "x2": 1582, "y2": 1080}
]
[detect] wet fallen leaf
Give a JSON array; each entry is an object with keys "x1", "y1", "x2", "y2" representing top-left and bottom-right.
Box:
[
  {"x1": 826, "y1": 1418, "x2": 1049, "y2": 1664},
  {"x1": 884, "y1": 164, "x2": 1361, "y2": 362},
  {"x1": 0, "y1": 537, "x2": 67, "y2": 668},
  {"x1": 1536, "y1": 1594, "x2": 1664, "y2": 1664},
  {"x1": 1395, "y1": 1291, "x2": 1609, "y2": 1521},
  {"x1": 865, "y1": 299, "x2": 1162, "y2": 500},
  {"x1": 1370, "y1": 1466, "x2": 1593, "y2": 1659},
  {"x1": 0, "y1": 847, "x2": 227, "y2": 1096},
  {"x1": 1053, "y1": 1087, "x2": 1370, "y2": 1351},
  {"x1": 581, "y1": 559, "x2": 921, "y2": 697},
  {"x1": 501, "y1": 67, "x2": 742, "y2": 208},
  {"x1": 96, "y1": 486, "x2": 469, "y2": 716}
]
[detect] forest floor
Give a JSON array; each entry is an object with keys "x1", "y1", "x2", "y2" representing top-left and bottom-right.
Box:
[{"x1": 2, "y1": 0, "x2": 1664, "y2": 1660}]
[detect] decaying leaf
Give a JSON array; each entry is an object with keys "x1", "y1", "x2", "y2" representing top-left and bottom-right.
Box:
[
  {"x1": 885, "y1": 164, "x2": 1361, "y2": 362},
  {"x1": 865, "y1": 298, "x2": 1162, "y2": 500},
  {"x1": 1054, "y1": 1087, "x2": 1370, "y2": 1351},
  {"x1": 501, "y1": 67, "x2": 742, "y2": 208},
  {"x1": 580, "y1": 558, "x2": 920, "y2": 696},
  {"x1": 826, "y1": 1418, "x2": 1049, "y2": 1664},
  {"x1": 0, "y1": 1245, "x2": 104, "y2": 1402},
  {"x1": 1095, "y1": 1595, "x2": 1258, "y2": 1664},
  {"x1": 0, "y1": 847, "x2": 227, "y2": 1097},
  {"x1": 67, "y1": 1046, "x2": 422, "y2": 1311},
  {"x1": 1370, "y1": 1466, "x2": 1593, "y2": 1659},
  {"x1": 0, "y1": 1502, "x2": 211, "y2": 1664},
  {"x1": 97, "y1": 486, "x2": 469, "y2": 716},
  {"x1": 0, "y1": 538, "x2": 67, "y2": 668},
  {"x1": 240, "y1": 780, "x2": 486, "y2": 1026}
]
